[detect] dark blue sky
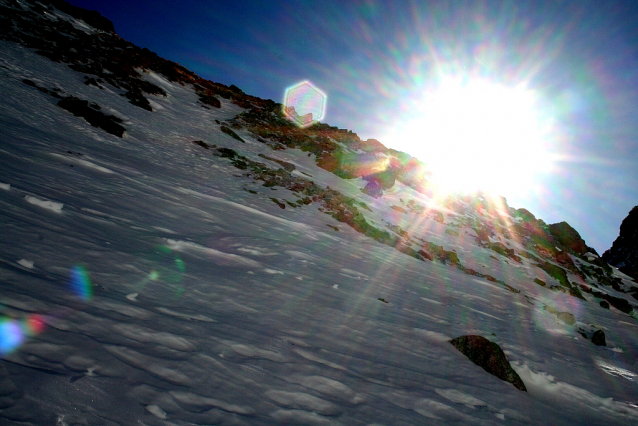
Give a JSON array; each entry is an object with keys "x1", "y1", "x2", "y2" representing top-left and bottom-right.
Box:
[{"x1": 66, "y1": 0, "x2": 638, "y2": 253}]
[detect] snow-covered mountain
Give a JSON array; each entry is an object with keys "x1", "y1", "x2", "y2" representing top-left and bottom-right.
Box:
[{"x1": 1, "y1": 1, "x2": 637, "y2": 425}]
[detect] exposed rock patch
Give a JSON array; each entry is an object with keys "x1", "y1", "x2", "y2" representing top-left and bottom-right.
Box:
[
  {"x1": 257, "y1": 154, "x2": 295, "y2": 171},
  {"x1": 603, "y1": 206, "x2": 638, "y2": 280},
  {"x1": 21, "y1": 79, "x2": 126, "y2": 137},
  {"x1": 57, "y1": 97, "x2": 125, "y2": 137},
  {"x1": 123, "y1": 87, "x2": 152, "y2": 111},
  {"x1": 220, "y1": 125, "x2": 245, "y2": 143},
  {"x1": 192, "y1": 140, "x2": 211, "y2": 149},
  {"x1": 548, "y1": 221, "x2": 588, "y2": 255},
  {"x1": 197, "y1": 92, "x2": 221, "y2": 108},
  {"x1": 449, "y1": 335, "x2": 527, "y2": 392},
  {"x1": 557, "y1": 312, "x2": 576, "y2": 325}
]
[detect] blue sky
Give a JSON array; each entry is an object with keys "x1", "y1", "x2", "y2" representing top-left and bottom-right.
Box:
[{"x1": 66, "y1": 0, "x2": 638, "y2": 254}]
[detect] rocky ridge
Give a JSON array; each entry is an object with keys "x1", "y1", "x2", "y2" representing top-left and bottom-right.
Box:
[
  {"x1": 1, "y1": 1, "x2": 638, "y2": 424},
  {"x1": 603, "y1": 206, "x2": 638, "y2": 281}
]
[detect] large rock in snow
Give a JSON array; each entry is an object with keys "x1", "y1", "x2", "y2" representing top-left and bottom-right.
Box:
[
  {"x1": 450, "y1": 335, "x2": 527, "y2": 392},
  {"x1": 603, "y1": 206, "x2": 638, "y2": 280},
  {"x1": 592, "y1": 330, "x2": 607, "y2": 346}
]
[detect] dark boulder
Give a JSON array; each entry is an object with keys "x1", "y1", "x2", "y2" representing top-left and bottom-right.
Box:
[
  {"x1": 534, "y1": 278, "x2": 547, "y2": 287},
  {"x1": 192, "y1": 140, "x2": 209, "y2": 149},
  {"x1": 592, "y1": 330, "x2": 606, "y2": 346},
  {"x1": 603, "y1": 206, "x2": 638, "y2": 280},
  {"x1": 603, "y1": 294, "x2": 633, "y2": 314},
  {"x1": 450, "y1": 335, "x2": 527, "y2": 391}
]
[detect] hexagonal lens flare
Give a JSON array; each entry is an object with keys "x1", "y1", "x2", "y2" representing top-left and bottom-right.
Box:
[{"x1": 283, "y1": 81, "x2": 326, "y2": 128}]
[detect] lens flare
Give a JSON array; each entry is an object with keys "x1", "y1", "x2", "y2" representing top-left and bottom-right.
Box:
[
  {"x1": 25, "y1": 314, "x2": 46, "y2": 335},
  {"x1": 0, "y1": 318, "x2": 24, "y2": 356},
  {"x1": 0, "y1": 314, "x2": 49, "y2": 357},
  {"x1": 284, "y1": 81, "x2": 327, "y2": 128},
  {"x1": 70, "y1": 265, "x2": 93, "y2": 301},
  {"x1": 136, "y1": 245, "x2": 186, "y2": 298},
  {"x1": 149, "y1": 245, "x2": 185, "y2": 284}
]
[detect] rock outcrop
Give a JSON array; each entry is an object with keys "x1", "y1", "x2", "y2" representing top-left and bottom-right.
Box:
[
  {"x1": 449, "y1": 335, "x2": 527, "y2": 391},
  {"x1": 57, "y1": 97, "x2": 126, "y2": 137},
  {"x1": 603, "y1": 206, "x2": 638, "y2": 280},
  {"x1": 548, "y1": 221, "x2": 588, "y2": 255}
]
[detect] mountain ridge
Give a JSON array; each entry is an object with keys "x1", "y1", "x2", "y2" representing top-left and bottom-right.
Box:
[
  {"x1": 1, "y1": 1, "x2": 638, "y2": 425},
  {"x1": 603, "y1": 206, "x2": 638, "y2": 281}
]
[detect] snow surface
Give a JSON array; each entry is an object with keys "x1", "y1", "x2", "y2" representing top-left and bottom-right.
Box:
[{"x1": 0, "y1": 22, "x2": 637, "y2": 426}]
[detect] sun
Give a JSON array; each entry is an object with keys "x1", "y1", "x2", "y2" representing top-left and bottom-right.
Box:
[{"x1": 382, "y1": 77, "x2": 555, "y2": 196}]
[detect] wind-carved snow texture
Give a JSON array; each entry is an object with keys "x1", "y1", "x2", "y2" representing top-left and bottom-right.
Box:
[{"x1": 0, "y1": 1, "x2": 638, "y2": 425}]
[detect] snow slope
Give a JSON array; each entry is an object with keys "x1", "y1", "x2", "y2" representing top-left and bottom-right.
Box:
[{"x1": 0, "y1": 1, "x2": 637, "y2": 425}]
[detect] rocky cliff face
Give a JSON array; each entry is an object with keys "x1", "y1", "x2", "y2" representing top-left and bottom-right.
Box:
[{"x1": 603, "y1": 206, "x2": 638, "y2": 280}]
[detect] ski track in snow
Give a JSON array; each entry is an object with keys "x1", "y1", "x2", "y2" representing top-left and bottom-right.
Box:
[{"x1": 0, "y1": 23, "x2": 637, "y2": 426}]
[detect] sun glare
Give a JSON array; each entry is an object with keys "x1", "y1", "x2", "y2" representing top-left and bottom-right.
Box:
[{"x1": 383, "y1": 77, "x2": 554, "y2": 196}]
